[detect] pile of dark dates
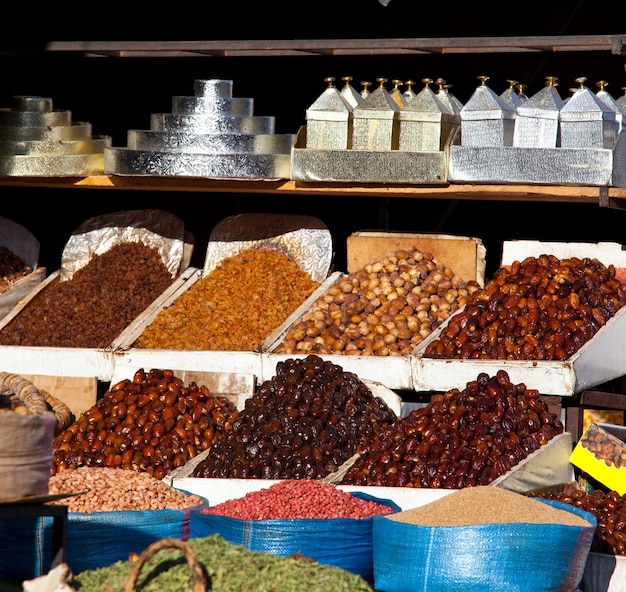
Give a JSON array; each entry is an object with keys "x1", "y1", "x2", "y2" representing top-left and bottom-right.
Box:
[
  {"x1": 52, "y1": 368, "x2": 238, "y2": 479},
  {"x1": 192, "y1": 354, "x2": 398, "y2": 480},
  {"x1": 532, "y1": 485, "x2": 626, "y2": 555},
  {"x1": 424, "y1": 254, "x2": 626, "y2": 360},
  {"x1": 340, "y1": 369, "x2": 563, "y2": 488}
]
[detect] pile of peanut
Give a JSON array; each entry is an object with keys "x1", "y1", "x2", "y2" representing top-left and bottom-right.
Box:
[
  {"x1": 47, "y1": 466, "x2": 205, "y2": 512},
  {"x1": 202, "y1": 479, "x2": 394, "y2": 520},
  {"x1": 275, "y1": 248, "x2": 480, "y2": 356}
]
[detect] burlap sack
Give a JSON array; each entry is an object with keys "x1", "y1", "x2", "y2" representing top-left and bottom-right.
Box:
[{"x1": 0, "y1": 412, "x2": 55, "y2": 500}]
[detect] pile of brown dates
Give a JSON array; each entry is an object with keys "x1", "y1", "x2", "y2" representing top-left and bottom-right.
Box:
[
  {"x1": 341, "y1": 369, "x2": 563, "y2": 488},
  {"x1": 192, "y1": 355, "x2": 398, "y2": 480},
  {"x1": 424, "y1": 254, "x2": 626, "y2": 361},
  {"x1": 52, "y1": 368, "x2": 238, "y2": 479}
]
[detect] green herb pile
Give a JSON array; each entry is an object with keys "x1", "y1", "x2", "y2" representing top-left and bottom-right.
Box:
[{"x1": 72, "y1": 534, "x2": 374, "y2": 592}]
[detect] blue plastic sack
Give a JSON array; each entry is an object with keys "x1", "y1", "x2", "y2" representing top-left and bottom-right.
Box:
[
  {"x1": 372, "y1": 498, "x2": 596, "y2": 592},
  {"x1": 0, "y1": 505, "x2": 201, "y2": 580},
  {"x1": 190, "y1": 491, "x2": 399, "y2": 579}
]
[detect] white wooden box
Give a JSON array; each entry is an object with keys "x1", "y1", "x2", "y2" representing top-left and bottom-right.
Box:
[{"x1": 412, "y1": 241, "x2": 626, "y2": 396}]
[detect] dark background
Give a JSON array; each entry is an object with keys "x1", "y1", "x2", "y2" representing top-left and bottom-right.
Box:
[{"x1": 2, "y1": 0, "x2": 626, "y2": 277}]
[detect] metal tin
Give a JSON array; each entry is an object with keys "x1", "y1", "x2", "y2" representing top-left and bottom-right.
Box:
[
  {"x1": 460, "y1": 76, "x2": 515, "y2": 147},
  {"x1": 398, "y1": 78, "x2": 458, "y2": 152},
  {"x1": 595, "y1": 80, "x2": 622, "y2": 135},
  {"x1": 305, "y1": 77, "x2": 353, "y2": 150},
  {"x1": 560, "y1": 78, "x2": 617, "y2": 149},
  {"x1": 513, "y1": 76, "x2": 564, "y2": 148},
  {"x1": 105, "y1": 78, "x2": 294, "y2": 179},
  {"x1": 351, "y1": 78, "x2": 400, "y2": 151},
  {"x1": 0, "y1": 96, "x2": 109, "y2": 176}
]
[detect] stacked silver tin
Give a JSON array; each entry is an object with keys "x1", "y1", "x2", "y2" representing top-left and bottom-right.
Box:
[
  {"x1": 449, "y1": 76, "x2": 626, "y2": 186},
  {"x1": 0, "y1": 96, "x2": 111, "y2": 176},
  {"x1": 292, "y1": 76, "x2": 459, "y2": 184},
  {"x1": 104, "y1": 79, "x2": 294, "y2": 179}
]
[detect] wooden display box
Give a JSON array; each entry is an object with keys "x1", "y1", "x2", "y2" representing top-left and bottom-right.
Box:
[
  {"x1": 262, "y1": 233, "x2": 486, "y2": 389},
  {"x1": 570, "y1": 422, "x2": 626, "y2": 495},
  {"x1": 413, "y1": 240, "x2": 626, "y2": 396}
]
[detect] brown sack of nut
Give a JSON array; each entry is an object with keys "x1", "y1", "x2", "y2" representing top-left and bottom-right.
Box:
[
  {"x1": 275, "y1": 248, "x2": 480, "y2": 356},
  {"x1": 51, "y1": 368, "x2": 238, "y2": 480},
  {"x1": 424, "y1": 253, "x2": 626, "y2": 360},
  {"x1": 0, "y1": 246, "x2": 33, "y2": 294}
]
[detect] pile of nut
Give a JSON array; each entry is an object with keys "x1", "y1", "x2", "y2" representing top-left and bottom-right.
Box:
[
  {"x1": 0, "y1": 246, "x2": 33, "y2": 294},
  {"x1": 47, "y1": 466, "x2": 205, "y2": 512},
  {"x1": 275, "y1": 248, "x2": 480, "y2": 356},
  {"x1": 340, "y1": 369, "x2": 563, "y2": 488},
  {"x1": 0, "y1": 241, "x2": 174, "y2": 348},
  {"x1": 52, "y1": 368, "x2": 238, "y2": 480},
  {"x1": 424, "y1": 254, "x2": 626, "y2": 361},
  {"x1": 192, "y1": 355, "x2": 398, "y2": 480}
]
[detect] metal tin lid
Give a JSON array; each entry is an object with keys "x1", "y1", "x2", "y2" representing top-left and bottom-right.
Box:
[
  {"x1": 499, "y1": 79, "x2": 523, "y2": 111},
  {"x1": 461, "y1": 76, "x2": 516, "y2": 121},
  {"x1": 595, "y1": 80, "x2": 622, "y2": 124},
  {"x1": 353, "y1": 78, "x2": 401, "y2": 120},
  {"x1": 434, "y1": 78, "x2": 463, "y2": 117},
  {"x1": 401, "y1": 78, "x2": 456, "y2": 123},
  {"x1": 516, "y1": 76, "x2": 564, "y2": 120},
  {"x1": 305, "y1": 77, "x2": 353, "y2": 121},
  {"x1": 560, "y1": 77, "x2": 616, "y2": 123},
  {"x1": 339, "y1": 76, "x2": 362, "y2": 108}
]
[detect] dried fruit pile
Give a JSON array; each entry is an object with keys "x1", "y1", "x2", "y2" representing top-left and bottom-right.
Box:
[
  {"x1": 52, "y1": 368, "x2": 238, "y2": 479},
  {"x1": 424, "y1": 254, "x2": 626, "y2": 360},
  {"x1": 532, "y1": 486, "x2": 626, "y2": 555},
  {"x1": 0, "y1": 241, "x2": 174, "y2": 348},
  {"x1": 192, "y1": 355, "x2": 397, "y2": 480},
  {"x1": 0, "y1": 246, "x2": 32, "y2": 294},
  {"x1": 134, "y1": 248, "x2": 319, "y2": 351},
  {"x1": 341, "y1": 369, "x2": 563, "y2": 488}
]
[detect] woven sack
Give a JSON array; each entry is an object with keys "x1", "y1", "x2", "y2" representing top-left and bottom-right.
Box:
[
  {"x1": 0, "y1": 411, "x2": 55, "y2": 500},
  {"x1": 0, "y1": 503, "x2": 205, "y2": 581},
  {"x1": 189, "y1": 491, "x2": 399, "y2": 579},
  {"x1": 372, "y1": 498, "x2": 596, "y2": 592}
]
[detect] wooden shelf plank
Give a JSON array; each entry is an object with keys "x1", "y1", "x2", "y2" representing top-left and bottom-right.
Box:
[{"x1": 1, "y1": 175, "x2": 625, "y2": 205}]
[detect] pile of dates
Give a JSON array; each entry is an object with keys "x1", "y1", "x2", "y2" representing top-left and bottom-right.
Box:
[
  {"x1": 52, "y1": 368, "x2": 238, "y2": 479},
  {"x1": 424, "y1": 254, "x2": 626, "y2": 361},
  {"x1": 192, "y1": 355, "x2": 398, "y2": 480},
  {"x1": 532, "y1": 485, "x2": 626, "y2": 555},
  {"x1": 340, "y1": 369, "x2": 563, "y2": 488}
]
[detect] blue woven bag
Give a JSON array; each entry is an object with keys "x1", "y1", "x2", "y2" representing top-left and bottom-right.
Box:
[
  {"x1": 190, "y1": 491, "x2": 399, "y2": 578},
  {"x1": 372, "y1": 498, "x2": 596, "y2": 592}
]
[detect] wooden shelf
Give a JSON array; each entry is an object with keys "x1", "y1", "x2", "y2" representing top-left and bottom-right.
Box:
[
  {"x1": 2, "y1": 34, "x2": 625, "y2": 59},
  {"x1": 1, "y1": 175, "x2": 626, "y2": 207}
]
